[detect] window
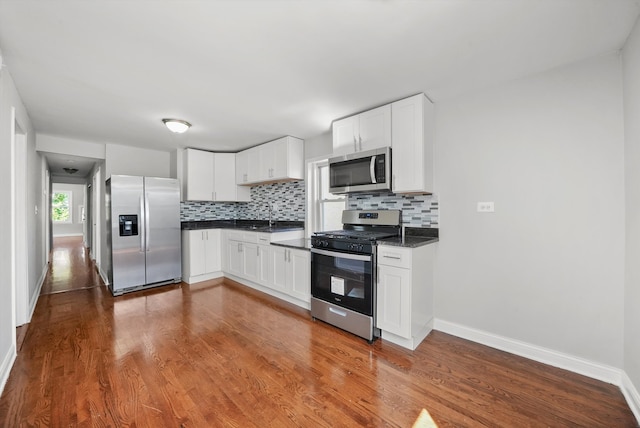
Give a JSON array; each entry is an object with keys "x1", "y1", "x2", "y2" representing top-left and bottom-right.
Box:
[
  {"x1": 307, "y1": 160, "x2": 345, "y2": 234},
  {"x1": 52, "y1": 191, "x2": 72, "y2": 223}
]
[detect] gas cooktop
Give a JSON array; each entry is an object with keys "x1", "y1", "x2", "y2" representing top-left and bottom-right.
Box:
[{"x1": 313, "y1": 229, "x2": 398, "y2": 241}]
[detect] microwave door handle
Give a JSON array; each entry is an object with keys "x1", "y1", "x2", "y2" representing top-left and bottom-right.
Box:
[{"x1": 370, "y1": 155, "x2": 377, "y2": 183}]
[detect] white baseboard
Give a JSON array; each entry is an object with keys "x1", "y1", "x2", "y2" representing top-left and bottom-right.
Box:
[
  {"x1": 27, "y1": 263, "x2": 48, "y2": 321},
  {"x1": 98, "y1": 265, "x2": 109, "y2": 286},
  {"x1": 0, "y1": 343, "x2": 17, "y2": 397},
  {"x1": 622, "y1": 371, "x2": 640, "y2": 424},
  {"x1": 224, "y1": 273, "x2": 310, "y2": 311},
  {"x1": 434, "y1": 319, "x2": 622, "y2": 385},
  {"x1": 381, "y1": 318, "x2": 434, "y2": 350},
  {"x1": 183, "y1": 271, "x2": 224, "y2": 284}
]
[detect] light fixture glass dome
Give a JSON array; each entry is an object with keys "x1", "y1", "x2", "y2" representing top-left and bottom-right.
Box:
[{"x1": 162, "y1": 118, "x2": 191, "y2": 133}]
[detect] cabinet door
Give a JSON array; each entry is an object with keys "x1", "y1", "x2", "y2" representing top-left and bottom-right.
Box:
[
  {"x1": 185, "y1": 149, "x2": 214, "y2": 201},
  {"x1": 391, "y1": 94, "x2": 433, "y2": 194},
  {"x1": 242, "y1": 242, "x2": 259, "y2": 282},
  {"x1": 247, "y1": 147, "x2": 261, "y2": 183},
  {"x1": 259, "y1": 143, "x2": 276, "y2": 180},
  {"x1": 376, "y1": 264, "x2": 411, "y2": 339},
  {"x1": 227, "y1": 240, "x2": 244, "y2": 277},
  {"x1": 270, "y1": 245, "x2": 288, "y2": 292},
  {"x1": 358, "y1": 104, "x2": 391, "y2": 152},
  {"x1": 236, "y1": 151, "x2": 249, "y2": 185},
  {"x1": 203, "y1": 229, "x2": 221, "y2": 273},
  {"x1": 257, "y1": 244, "x2": 271, "y2": 286},
  {"x1": 212, "y1": 153, "x2": 235, "y2": 201},
  {"x1": 332, "y1": 116, "x2": 358, "y2": 156},
  {"x1": 288, "y1": 249, "x2": 310, "y2": 302},
  {"x1": 184, "y1": 230, "x2": 206, "y2": 277},
  {"x1": 269, "y1": 137, "x2": 288, "y2": 180}
]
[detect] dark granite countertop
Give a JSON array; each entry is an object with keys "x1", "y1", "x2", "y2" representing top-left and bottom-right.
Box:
[
  {"x1": 181, "y1": 220, "x2": 304, "y2": 233},
  {"x1": 270, "y1": 238, "x2": 311, "y2": 251},
  {"x1": 378, "y1": 227, "x2": 439, "y2": 248}
]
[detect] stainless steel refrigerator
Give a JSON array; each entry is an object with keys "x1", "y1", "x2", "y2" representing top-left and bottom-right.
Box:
[{"x1": 106, "y1": 175, "x2": 182, "y2": 295}]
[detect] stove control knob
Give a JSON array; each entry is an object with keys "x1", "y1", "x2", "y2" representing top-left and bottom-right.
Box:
[{"x1": 323, "y1": 240, "x2": 329, "y2": 247}]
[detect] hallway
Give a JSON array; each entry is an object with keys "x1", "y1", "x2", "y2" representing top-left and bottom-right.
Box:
[{"x1": 40, "y1": 236, "x2": 104, "y2": 295}]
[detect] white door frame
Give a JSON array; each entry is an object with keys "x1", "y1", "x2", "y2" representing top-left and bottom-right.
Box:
[
  {"x1": 11, "y1": 107, "x2": 28, "y2": 327},
  {"x1": 92, "y1": 166, "x2": 101, "y2": 268}
]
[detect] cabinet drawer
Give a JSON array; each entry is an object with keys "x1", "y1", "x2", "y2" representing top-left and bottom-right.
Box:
[
  {"x1": 227, "y1": 231, "x2": 258, "y2": 243},
  {"x1": 257, "y1": 233, "x2": 271, "y2": 245},
  {"x1": 377, "y1": 246, "x2": 411, "y2": 269}
]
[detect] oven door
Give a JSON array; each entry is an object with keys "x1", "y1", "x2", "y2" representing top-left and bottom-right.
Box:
[{"x1": 311, "y1": 248, "x2": 374, "y2": 316}]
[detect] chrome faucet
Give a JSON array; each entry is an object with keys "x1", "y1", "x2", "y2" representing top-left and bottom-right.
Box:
[{"x1": 267, "y1": 201, "x2": 274, "y2": 227}]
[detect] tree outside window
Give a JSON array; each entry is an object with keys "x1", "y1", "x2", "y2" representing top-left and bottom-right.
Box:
[{"x1": 52, "y1": 191, "x2": 72, "y2": 223}]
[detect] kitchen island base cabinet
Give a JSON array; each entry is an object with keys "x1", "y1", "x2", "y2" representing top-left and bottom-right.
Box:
[
  {"x1": 376, "y1": 244, "x2": 435, "y2": 350},
  {"x1": 181, "y1": 229, "x2": 223, "y2": 284}
]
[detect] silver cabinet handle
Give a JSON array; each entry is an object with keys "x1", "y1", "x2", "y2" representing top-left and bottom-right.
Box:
[
  {"x1": 382, "y1": 255, "x2": 401, "y2": 260},
  {"x1": 359, "y1": 135, "x2": 362, "y2": 151},
  {"x1": 257, "y1": 246, "x2": 259, "y2": 256},
  {"x1": 353, "y1": 135, "x2": 357, "y2": 152}
]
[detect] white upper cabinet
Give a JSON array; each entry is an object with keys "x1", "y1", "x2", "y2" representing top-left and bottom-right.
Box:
[
  {"x1": 185, "y1": 148, "x2": 215, "y2": 201},
  {"x1": 235, "y1": 150, "x2": 249, "y2": 185},
  {"x1": 332, "y1": 104, "x2": 391, "y2": 156},
  {"x1": 391, "y1": 93, "x2": 434, "y2": 194},
  {"x1": 184, "y1": 149, "x2": 250, "y2": 202},
  {"x1": 236, "y1": 136, "x2": 304, "y2": 185}
]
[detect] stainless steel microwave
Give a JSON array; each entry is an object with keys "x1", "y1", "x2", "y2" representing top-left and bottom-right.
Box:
[{"x1": 329, "y1": 147, "x2": 391, "y2": 194}]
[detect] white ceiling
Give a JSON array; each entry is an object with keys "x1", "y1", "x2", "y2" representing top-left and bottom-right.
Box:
[{"x1": 0, "y1": 0, "x2": 639, "y2": 158}]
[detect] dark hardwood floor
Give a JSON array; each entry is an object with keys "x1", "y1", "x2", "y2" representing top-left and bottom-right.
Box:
[{"x1": 1, "y1": 239, "x2": 637, "y2": 427}]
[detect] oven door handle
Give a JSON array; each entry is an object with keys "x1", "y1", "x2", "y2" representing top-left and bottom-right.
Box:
[{"x1": 311, "y1": 248, "x2": 372, "y2": 262}]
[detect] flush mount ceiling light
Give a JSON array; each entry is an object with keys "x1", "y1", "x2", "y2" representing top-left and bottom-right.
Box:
[
  {"x1": 63, "y1": 167, "x2": 79, "y2": 174},
  {"x1": 162, "y1": 118, "x2": 191, "y2": 134}
]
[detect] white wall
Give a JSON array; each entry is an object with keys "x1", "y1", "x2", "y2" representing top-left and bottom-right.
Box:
[
  {"x1": 51, "y1": 183, "x2": 85, "y2": 237},
  {"x1": 623, "y1": 15, "x2": 640, "y2": 414},
  {"x1": 36, "y1": 134, "x2": 105, "y2": 159},
  {"x1": 0, "y1": 67, "x2": 45, "y2": 393},
  {"x1": 105, "y1": 143, "x2": 170, "y2": 179},
  {"x1": 434, "y1": 53, "x2": 625, "y2": 367},
  {"x1": 304, "y1": 131, "x2": 332, "y2": 160}
]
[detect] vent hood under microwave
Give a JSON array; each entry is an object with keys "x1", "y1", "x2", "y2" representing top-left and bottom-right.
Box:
[{"x1": 328, "y1": 147, "x2": 391, "y2": 194}]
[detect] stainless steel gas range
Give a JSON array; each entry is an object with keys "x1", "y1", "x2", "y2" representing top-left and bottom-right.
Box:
[{"x1": 310, "y1": 210, "x2": 401, "y2": 343}]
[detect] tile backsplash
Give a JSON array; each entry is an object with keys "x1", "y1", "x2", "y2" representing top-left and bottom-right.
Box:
[
  {"x1": 347, "y1": 192, "x2": 439, "y2": 228},
  {"x1": 180, "y1": 181, "x2": 305, "y2": 222},
  {"x1": 181, "y1": 180, "x2": 438, "y2": 228}
]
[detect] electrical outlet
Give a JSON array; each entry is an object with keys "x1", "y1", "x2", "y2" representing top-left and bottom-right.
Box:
[{"x1": 477, "y1": 202, "x2": 495, "y2": 212}]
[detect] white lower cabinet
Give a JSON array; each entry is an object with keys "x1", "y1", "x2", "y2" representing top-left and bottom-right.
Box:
[
  {"x1": 288, "y1": 248, "x2": 310, "y2": 302},
  {"x1": 219, "y1": 230, "x2": 308, "y2": 307},
  {"x1": 226, "y1": 239, "x2": 244, "y2": 277},
  {"x1": 376, "y1": 244, "x2": 435, "y2": 350},
  {"x1": 268, "y1": 246, "x2": 310, "y2": 303},
  {"x1": 377, "y1": 263, "x2": 412, "y2": 338},
  {"x1": 181, "y1": 229, "x2": 223, "y2": 284}
]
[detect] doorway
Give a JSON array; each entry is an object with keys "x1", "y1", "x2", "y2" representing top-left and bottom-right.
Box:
[{"x1": 11, "y1": 108, "x2": 28, "y2": 328}]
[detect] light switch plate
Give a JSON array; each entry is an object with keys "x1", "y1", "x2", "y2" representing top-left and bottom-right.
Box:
[{"x1": 477, "y1": 202, "x2": 495, "y2": 212}]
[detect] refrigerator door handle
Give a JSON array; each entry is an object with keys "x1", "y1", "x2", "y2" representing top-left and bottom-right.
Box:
[
  {"x1": 139, "y1": 196, "x2": 145, "y2": 253},
  {"x1": 145, "y1": 193, "x2": 150, "y2": 252}
]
